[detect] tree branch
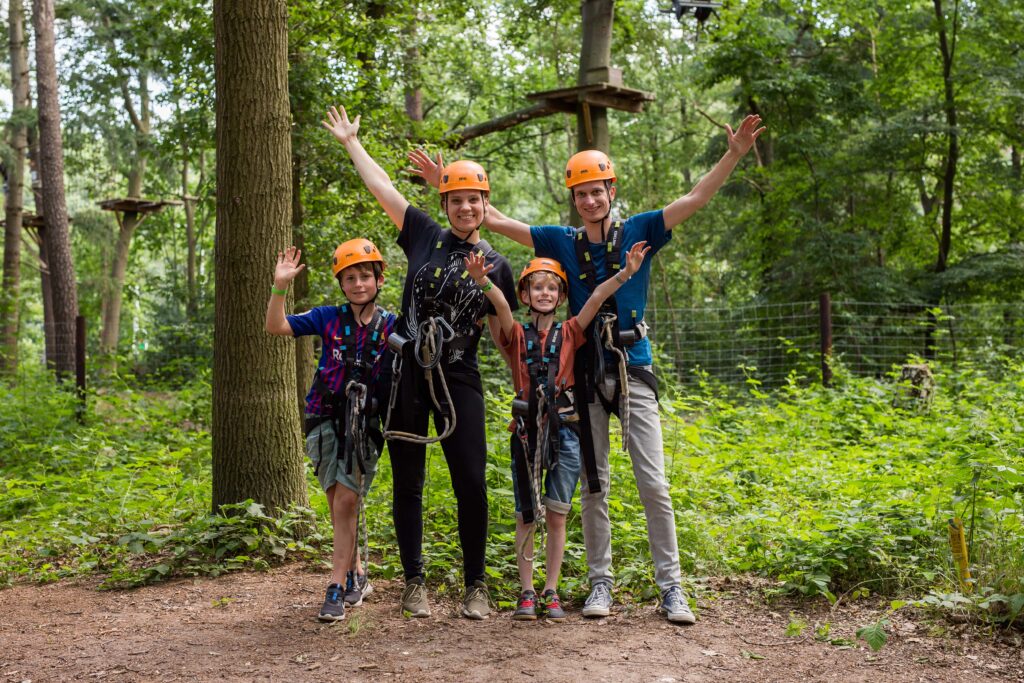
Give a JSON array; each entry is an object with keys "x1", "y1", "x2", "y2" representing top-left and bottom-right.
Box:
[{"x1": 451, "y1": 102, "x2": 562, "y2": 147}]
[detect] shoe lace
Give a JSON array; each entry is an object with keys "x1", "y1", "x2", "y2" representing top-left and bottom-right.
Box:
[
  {"x1": 586, "y1": 583, "x2": 610, "y2": 605},
  {"x1": 404, "y1": 582, "x2": 425, "y2": 603},
  {"x1": 345, "y1": 571, "x2": 355, "y2": 592},
  {"x1": 466, "y1": 585, "x2": 490, "y2": 610},
  {"x1": 662, "y1": 586, "x2": 683, "y2": 609},
  {"x1": 327, "y1": 585, "x2": 343, "y2": 602}
]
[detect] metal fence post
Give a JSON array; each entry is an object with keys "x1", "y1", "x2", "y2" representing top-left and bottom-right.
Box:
[
  {"x1": 75, "y1": 315, "x2": 86, "y2": 420},
  {"x1": 819, "y1": 293, "x2": 833, "y2": 387}
]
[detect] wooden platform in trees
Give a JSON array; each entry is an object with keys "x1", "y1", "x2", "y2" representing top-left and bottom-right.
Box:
[
  {"x1": 526, "y1": 82, "x2": 655, "y2": 115},
  {"x1": 98, "y1": 198, "x2": 182, "y2": 214}
]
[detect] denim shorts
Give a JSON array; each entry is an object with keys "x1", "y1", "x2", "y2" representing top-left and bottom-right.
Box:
[
  {"x1": 305, "y1": 417, "x2": 379, "y2": 496},
  {"x1": 510, "y1": 424, "x2": 581, "y2": 517}
]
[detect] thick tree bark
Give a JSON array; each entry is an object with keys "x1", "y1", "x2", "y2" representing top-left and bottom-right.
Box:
[
  {"x1": 2, "y1": 0, "x2": 30, "y2": 374},
  {"x1": 213, "y1": 0, "x2": 306, "y2": 512},
  {"x1": 32, "y1": 0, "x2": 77, "y2": 376}
]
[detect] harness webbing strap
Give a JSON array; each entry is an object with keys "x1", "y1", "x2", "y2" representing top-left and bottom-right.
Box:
[
  {"x1": 572, "y1": 221, "x2": 624, "y2": 495},
  {"x1": 523, "y1": 322, "x2": 564, "y2": 472}
]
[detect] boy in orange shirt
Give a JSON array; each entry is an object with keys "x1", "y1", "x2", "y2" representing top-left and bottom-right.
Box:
[{"x1": 465, "y1": 241, "x2": 648, "y2": 620}]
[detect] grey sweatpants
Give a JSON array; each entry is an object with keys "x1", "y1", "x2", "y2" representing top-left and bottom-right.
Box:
[{"x1": 580, "y1": 368, "x2": 682, "y2": 592}]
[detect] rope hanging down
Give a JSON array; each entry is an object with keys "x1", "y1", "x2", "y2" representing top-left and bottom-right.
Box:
[
  {"x1": 383, "y1": 315, "x2": 458, "y2": 444},
  {"x1": 598, "y1": 313, "x2": 631, "y2": 450}
]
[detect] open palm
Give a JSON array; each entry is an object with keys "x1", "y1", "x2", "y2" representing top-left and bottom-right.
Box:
[
  {"x1": 726, "y1": 114, "x2": 766, "y2": 156},
  {"x1": 322, "y1": 105, "x2": 360, "y2": 144}
]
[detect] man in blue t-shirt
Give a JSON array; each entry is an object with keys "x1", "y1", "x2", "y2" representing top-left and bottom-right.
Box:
[{"x1": 410, "y1": 114, "x2": 765, "y2": 624}]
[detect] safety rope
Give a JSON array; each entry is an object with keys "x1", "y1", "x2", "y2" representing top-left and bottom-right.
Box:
[
  {"x1": 383, "y1": 316, "x2": 458, "y2": 444},
  {"x1": 514, "y1": 387, "x2": 548, "y2": 564},
  {"x1": 342, "y1": 379, "x2": 371, "y2": 581},
  {"x1": 599, "y1": 314, "x2": 631, "y2": 450}
]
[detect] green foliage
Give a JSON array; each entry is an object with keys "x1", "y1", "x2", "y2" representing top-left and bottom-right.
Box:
[{"x1": 3, "y1": 356, "x2": 1021, "y2": 632}]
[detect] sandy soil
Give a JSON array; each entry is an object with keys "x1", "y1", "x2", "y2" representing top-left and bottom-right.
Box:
[{"x1": 1, "y1": 565, "x2": 1021, "y2": 682}]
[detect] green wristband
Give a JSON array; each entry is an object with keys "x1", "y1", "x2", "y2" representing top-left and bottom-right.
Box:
[
  {"x1": 478, "y1": 279, "x2": 494, "y2": 292},
  {"x1": 271, "y1": 285, "x2": 288, "y2": 296}
]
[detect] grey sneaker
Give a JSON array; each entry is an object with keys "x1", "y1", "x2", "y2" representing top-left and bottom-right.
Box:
[
  {"x1": 659, "y1": 586, "x2": 696, "y2": 624},
  {"x1": 581, "y1": 581, "x2": 612, "y2": 618},
  {"x1": 344, "y1": 571, "x2": 373, "y2": 607},
  {"x1": 317, "y1": 583, "x2": 346, "y2": 622},
  {"x1": 401, "y1": 577, "x2": 431, "y2": 618},
  {"x1": 541, "y1": 589, "x2": 566, "y2": 622},
  {"x1": 462, "y1": 580, "x2": 491, "y2": 620},
  {"x1": 513, "y1": 590, "x2": 538, "y2": 621}
]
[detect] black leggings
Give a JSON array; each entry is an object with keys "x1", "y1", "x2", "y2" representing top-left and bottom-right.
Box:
[{"x1": 387, "y1": 369, "x2": 488, "y2": 587}]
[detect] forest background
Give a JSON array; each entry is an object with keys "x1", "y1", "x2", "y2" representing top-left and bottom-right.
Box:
[{"x1": 1, "y1": 0, "x2": 1022, "y2": 644}]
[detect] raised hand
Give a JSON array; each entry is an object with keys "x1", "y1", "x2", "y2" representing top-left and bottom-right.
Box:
[
  {"x1": 623, "y1": 241, "x2": 651, "y2": 277},
  {"x1": 726, "y1": 114, "x2": 766, "y2": 157},
  {"x1": 321, "y1": 105, "x2": 361, "y2": 145},
  {"x1": 407, "y1": 148, "x2": 444, "y2": 189},
  {"x1": 464, "y1": 251, "x2": 494, "y2": 284},
  {"x1": 274, "y1": 246, "x2": 306, "y2": 288}
]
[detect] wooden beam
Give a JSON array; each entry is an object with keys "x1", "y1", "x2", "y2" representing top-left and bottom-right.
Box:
[{"x1": 453, "y1": 102, "x2": 561, "y2": 146}]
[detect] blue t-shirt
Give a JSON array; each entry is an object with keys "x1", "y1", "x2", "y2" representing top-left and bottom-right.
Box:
[
  {"x1": 531, "y1": 210, "x2": 671, "y2": 366},
  {"x1": 287, "y1": 305, "x2": 398, "y2": 416}
]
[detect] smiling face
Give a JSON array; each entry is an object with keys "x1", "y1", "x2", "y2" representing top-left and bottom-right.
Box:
[
  {"x1": 571, "y1": 179, "x2": 616, "y2": 225},
  {"x1": 519, "y1": 271, "x2": 564, "y2": 314},
  {"x1": 443, "y1": 189, "x2": 488, "y2": 234},
  {"x1": 337, "y1": 262, "x2": 383, "y2": 305}
]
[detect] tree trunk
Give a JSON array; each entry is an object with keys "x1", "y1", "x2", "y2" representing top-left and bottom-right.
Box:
[
  {"x1": 2, "y1": 0, "x2": 29, "y2": 374},
  {"x1": 99, "y1": 69, "x2": 151, "y2": 367},
  {"x1": 403, "y1": 17, "x2": 423, "y2": 123},
  {"x1": 99, "y1": 209, "x2": 143, "y2": 359},
  {"x1": 32, "y1": 0, "x2": 77, "y2": 376},
  {"x1": 213, "y1": 0, "x2": 306, "y2": 512},
  {"x1": 932, "y1": 0, "x2": 958, "y2": 275},
  {"x1": 27, "y1": 124, "x2": 55, "y2": 369},
  {"x1": 572, "y1": 0, "x2": 614, "y2": 225},
  {"x1": 183, "y1": 138, "x2": 198, "y2": 317}
]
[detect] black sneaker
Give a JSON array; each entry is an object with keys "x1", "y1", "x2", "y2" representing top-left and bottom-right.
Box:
[
  {"x1": 318, "y1": 583, "x2": 345, "y2": 622},
  {"x1": 344, "y1": 571, "x2": 373, "y2": 607}
]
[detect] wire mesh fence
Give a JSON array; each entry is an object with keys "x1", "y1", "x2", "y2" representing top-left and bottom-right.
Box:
[
  {"x1": 19, "y1": 300, "x2": 1023, "y2": 390},
  {"x1": 647, "y1": 300, "x2": 1024, "y2": 386}
]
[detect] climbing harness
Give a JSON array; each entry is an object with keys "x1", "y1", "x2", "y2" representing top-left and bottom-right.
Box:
[
  {"x1": 511, "y1": 322, "x2": 579, "y2": 564},
  {"x1": 383, "y1": 233, "x2": 494, "y2": 444}
]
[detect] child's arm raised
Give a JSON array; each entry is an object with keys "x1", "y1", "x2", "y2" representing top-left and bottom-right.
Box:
[
  {"x1": 465, "y1": 251, "x2": 516, "y2": 339},
  {"x1": 323, "y1": 105, "x2": 410, "y2": 230},
  {"x1": 575, "y1": 241, "x2": 651, "y2": 330},
  {"x1": 265, "y1": 246, "x2": 306, "y2": 336},
  {"x1": 662, "y1": 114, "x2": 765, "y2": 232},
  {"x1": 408, "y1": 148, "x2": 533, "y2": 248}
]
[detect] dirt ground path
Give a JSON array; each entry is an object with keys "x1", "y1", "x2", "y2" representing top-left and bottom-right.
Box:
[{"x1": 1, "y1": 565, "x2": 1021, "y2": 682}]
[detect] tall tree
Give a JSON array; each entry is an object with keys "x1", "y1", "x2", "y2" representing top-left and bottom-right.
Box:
[
  {"x1": 2, "y1": 0, "x2": 31, "y2": 373},
  {"x1": 212, "y1": 0, "x2": 306, "y2": 511},
  {"x1": 32, "y1": 0, "x2": 78, "y2": 375}
]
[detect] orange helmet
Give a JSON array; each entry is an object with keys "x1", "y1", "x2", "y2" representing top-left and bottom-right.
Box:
[
  {"x1": 517, "y1": 257, "x2": 568, "y2": 295},
  {"x1": 565, "y1": 150, "x2": 616, "y2": 188},
  {"x1": 439, "y1": 160, "x2": 490, "y2": 194},
  {"x1": 332, "y1": 238, "x2": 385, "y2": 277}
]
